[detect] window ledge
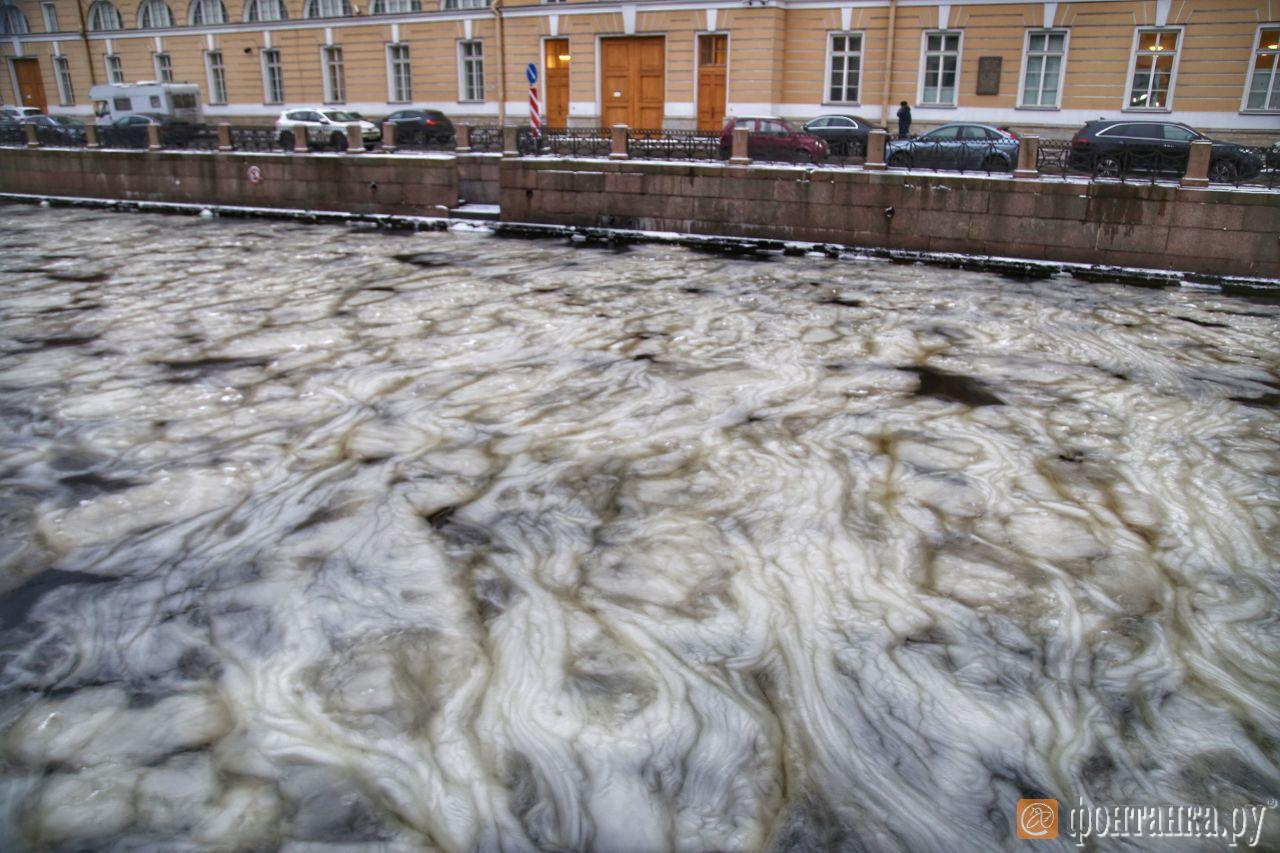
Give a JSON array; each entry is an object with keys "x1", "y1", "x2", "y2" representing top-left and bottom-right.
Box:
[
  {"x1": 1121, "y1": 107, "x2": 1172, "y2": 113},
  {"x1": 1015, "y1": 105, "x2": 1061, "y2": 111},
  {"x1": 821, "y1": 102, "x2": 863, "y2": 108},
  {"x1": 916, "y1": 103, "x2": 958, "y2": 109},
  {"x1": 1240, "y1": 108, "x2": 1280, "y2": 115}
]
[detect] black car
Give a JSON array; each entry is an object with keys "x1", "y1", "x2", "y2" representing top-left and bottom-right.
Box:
[
  {"x1": 885, "y1": 123, "x2": 1021, "y2": 171},
  {"x1": 99, "y1": 114, "x2": 195, "y2": 149},
  {"x1": 383, "y1": 109, "x2": 455, "y2": 147},
  {"x1": 21, "y1": 114, "x2": 86, "y2": 146},
  {"x1": 1066, "y1": 119, "x2": 1264, "y2": 183},
  {"x1": 800, "y1": 114, "x2": 876, "y2": 156}
]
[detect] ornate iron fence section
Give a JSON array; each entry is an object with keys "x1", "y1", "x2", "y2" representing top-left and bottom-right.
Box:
[
  {"x1": 0, "y1": 124, "x2": 27, "y2": 147},
  {"x1": 628, "y1": 129, "x2": 721, "y2": 161},
  {"x1": 467, "y1": 126, "x2": 503, "y2": 153},
  {"x1": 174, "y1": 124, "x2": 220, "y2": 151},
  {"x1": 34, "y1": 124, "x2": 87, "y2": 148},
  {"x1": 394, "y1": 126, "x2": 456, "y2": 152},
  {"x1": 884, "y1": 139, "x2": 1019, "y2": 173},
  {"x1": 518, "y1": 127, "x2": 612, "y2": 157},
  {"x1": 97, "y1": 126, "x2": 149, "y2": 149},
  {"x1": 229, "y1": 125, "x2": 284, "y2": 152}
]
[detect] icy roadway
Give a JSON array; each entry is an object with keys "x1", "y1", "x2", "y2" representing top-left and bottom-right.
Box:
[{"x1": 0, "y1": 206, "x2": 1277, "y2": 851}]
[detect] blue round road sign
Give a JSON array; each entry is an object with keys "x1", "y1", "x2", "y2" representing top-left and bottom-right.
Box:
[{"x1": 526, "y1": 63, "x2": 538, "y2": 85}]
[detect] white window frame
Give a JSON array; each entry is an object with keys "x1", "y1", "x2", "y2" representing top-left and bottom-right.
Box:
[
  {"x1": 105, "y1": 53, "x2": 124, "y2": 84},
  {"x1": 386, "y1": 42, "x2": 411, "y2": 103},
  {"x1": 322, "y1": 44, "x2": 345, "y2": 103},
  {"x1": 206, "y1": 50, "x2": 227, "y2": 104},
  {"x1": 917, "y1": 29, "x2": 963, "y2": 108},
  {"x1": 1241, "y1": 23, "x2": 1280, "y2": 113},
  {"x1": 824, "y1": 30, "x2": 864, "y2": 106},
  {"x1": 1016, "y1": 28, "x2": 1068, "y2": 109},
  {"x1": 87, "y1": 1, "x2": 122, "y2": 30},
  {"x1": 41, "y1": 2, "x2": 58, "y2": 31},
  {"x1": 245, "y1": 0, "x2": 287, "y2": 20},
  {"x1": 189, "y1": 0, "x2": 227, "y2": 25},
  {"x1": 458, "y1": 39, "x2": 484, "y2": 102},
  {"x1": 443, "y1": 0, "x2": 488, "y2": 8},
  {"x1": 154, "y1": 51, "x2": 173, "y2": 83},
  {"x1": 55, "y1": 54, "x2": 74, "y2": 103},
  {"x1": 1123, "y1": 26, "x2": 1183, "y2": 112},
  {"x1": 261, "y1": 47, "x2": 284, "y2": 103}
]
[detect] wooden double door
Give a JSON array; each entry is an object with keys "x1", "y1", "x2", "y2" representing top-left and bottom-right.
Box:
[
  {"x1": 696, "y1": 35, "x2": 727, "y2": 132},
  {"x1": 13, "y1": 58, "x2": 48, "y2": 115},
  {"x1": 601, "y1": 37, "x2": 665, "y2": 130},
  {"x1": 543, "y1": 39, "x2": 570, "y2": 128}
]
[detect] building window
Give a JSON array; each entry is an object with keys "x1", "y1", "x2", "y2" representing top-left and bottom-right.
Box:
[
  {"x1": 41, "y1": 2, "x2": 58, "y2": 31},
  {"x1": 87, "y1": 1, "x2": 122, "y2": 29},
  {"x1": 921, "y1": 31, "x2": 961, "y2": 106},
  {"x1": 55, "y1": 55, "x2": 74, "y2": 103},
  {"x1": 1245, "y1": 26, "x2": 1280, "y2": 111},
  {"x1": 262, "y1": 47, "x2": 284, "y2": 103},
  {"x1": 245, "y1": 0, "x2": 287, "y2": 19},
  {"x1": 190, "y1": 0, "x2": 228, "y2": 24},
  {"x1": 0, "y1": 2, "x2": 29, "y2": 33},
  {"x1": 322, "y1": 45, "x2": 345, "y2": 102},
  {"x1": 106, "y1": 53, "x2": 124, "y2": 84},
  {"x1": 1127, "y1": 29, "x2": 1180, "y2": 109},
  {"x1": 443, "y1": 0, "x2": 489, "y2": 9},
  {"x1": 154, "y1": 52, "x2": 173, "y2": 82},
  {"x1": 372, "y1": 0, "x2": 420, "y2": 11},
  {"x1": 459, "y1": 40, "x2": 483, "y2": 101},
  {"x1": 137, "y1": 0, "x2": 173, "y2": 27},
  {"x1": 387, "y1": 43, "x2": 411, "y2": 102},
  {"x1": 304, "y1": 0, "x2": 352, "y2": 17},
  {"x1": 1020, "y1": 29, "x2": 1067, "y2": 108},
  {"x1": 826, "y1": 32, "x2": 862, "y2": 103},
  {"x1": 206, "y1": 50, "x2": 228, "y2": 103}
]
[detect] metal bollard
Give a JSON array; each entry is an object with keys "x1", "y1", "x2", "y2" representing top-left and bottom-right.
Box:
[
  {"x1": 1181, "y1": 139, "x2": 1212, "y2": 187},
  {"x1": 1013, "y1": 134, "x2": 1040, "y2": 179},
  {"x1": 85, "y1": 124, "x2": 99, "y2": 148},
  {"x1": 217, "y1": 122, "x2": 233, "y2": 152},
  {"x1": 24, "y1": 122, "x2": 38, "y2": 148},
  {"x1": 294, "y1": 126, "x2": 310, "y2": 153},
  {"x1": 381, "y1": 121, "x2": 397, "y2": 152},
  {"x1": 455, "y1": 124, "x2": 471, "y2": 153},
  {"x1": 502, "y1": 125, "x2": 520, "y2": 157},
  {"x1": 346, "y1": 123, "x2": 363, "y2": 153},
  {"x1": 864, "y1": 129, "x2": 887, "y2": 170},
  {"x1": 730, "y1": 126, "x2": 749, "y2": 164},
  {"x1": 147, "y1": 122, "x2": 162, "y2": 151},
  {"x1": 610, "y1": 124, "x2": 629, "y2": 160}
]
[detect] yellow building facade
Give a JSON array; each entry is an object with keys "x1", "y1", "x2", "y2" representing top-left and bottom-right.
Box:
[{"x1": 1, "y1": 0, "x2": 1277, "y2": 138}]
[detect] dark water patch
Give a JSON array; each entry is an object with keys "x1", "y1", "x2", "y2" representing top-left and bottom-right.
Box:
[
  {"x1": 1175, "y1": 315, "x2": 1231, "y2": 329},
  {"x1": 1230, "y1": 392, "x2": 1280, "y2": 409},
  {"x1": 38, "y1": 302, "x2": 103, "y2": 314},
  {"x1": 0, "y1": 569, "x2": 114, "y2": 630},
  {"x1": 59, "y1": 472, "x2": 146, "y2": 499},
  {"x1": 46, "y1": 270, "x2": 111, "y2": 283},
  {"x1": 392, "y1": 252, "x2": 452, "y2": 268},
  {"x1": 153, "y1": 356, "x2": 272, "y2": 374},
  {"x1": 903, "y1": 366, "x2": 1004, "y2": 407},
  {"x1": 820, "y1": 297, "x2": 863, "y2": 307},
  {"x1": 13, "y1": 334, "x2": 100, "y2": 351}
]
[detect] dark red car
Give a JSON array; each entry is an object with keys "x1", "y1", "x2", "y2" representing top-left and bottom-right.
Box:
[{"x1": 719, "y1": 116, "x2": 829, "y2": 163}]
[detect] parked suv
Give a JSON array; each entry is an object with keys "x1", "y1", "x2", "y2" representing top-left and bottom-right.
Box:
[
  {"x1": 275, "y1": 109, "x2": 380, "y2": 151},
  {"x1": 719, "y1": 117, "x2": 829, "y2": 163},
  {"x1": 383, "y1": 108, "x2": 454, "y2": 146},
  {"x1": 1067, "y1": 119, "x2": 1265, "y2": 183}
]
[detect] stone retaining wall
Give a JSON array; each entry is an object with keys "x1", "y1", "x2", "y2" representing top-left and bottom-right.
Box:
[
  {"x1": 0, "y1": 148, "x2": 458, "y2": 216},
  {"x1": 498, "y1": 159, "x2": 1280, "y2": 278}
]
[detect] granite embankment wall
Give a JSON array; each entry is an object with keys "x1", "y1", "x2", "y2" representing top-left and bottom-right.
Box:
[
  {"x1": 498, "y1": 159, "x2": 1280, "y2": 278},
  {"x1": 0, "y1": 148, "x2": 459, "y2": 215},
  {"x1": 1, "y1": 146, "x2": 1276, "y2": 278}
]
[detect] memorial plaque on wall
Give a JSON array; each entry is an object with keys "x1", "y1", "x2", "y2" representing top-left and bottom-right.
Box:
[{"x1": 976, "y1": 56, "x2": 1002, "y2": 95}]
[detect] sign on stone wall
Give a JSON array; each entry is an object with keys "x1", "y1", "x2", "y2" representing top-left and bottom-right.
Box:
[{"x1": 976, "y1": 57, "x2": 1003, "y2": 95}]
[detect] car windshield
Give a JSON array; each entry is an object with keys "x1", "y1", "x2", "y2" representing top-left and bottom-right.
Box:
[
  {"x1": 323, "y1": 111, "x2": 359, "y2": 122},
  {"x1": 51, "y1": 116, "x2": 84, "y2": 127}
]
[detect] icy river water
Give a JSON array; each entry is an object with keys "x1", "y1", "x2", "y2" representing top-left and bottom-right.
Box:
[{"x1": 0, "y1": 206, "x2": 1277, "y2": 852}]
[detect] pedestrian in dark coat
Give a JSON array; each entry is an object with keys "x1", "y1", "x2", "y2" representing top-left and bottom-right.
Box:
[{"x1": 897, "y1": 102, "x2": 912, "y2": 139}]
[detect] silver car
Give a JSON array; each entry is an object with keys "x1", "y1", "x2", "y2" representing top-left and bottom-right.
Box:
[{"x1": 885, "y1": 123, "x2": 1021, "y2": 171}]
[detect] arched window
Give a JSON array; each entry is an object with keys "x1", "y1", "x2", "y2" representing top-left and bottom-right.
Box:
[
  {"x1": 303, "y1": 0, "x2": 352, "y2": 17},
  {"x1": 137, "y1": 0, "x2": 174, "y2": 27},
  {"x1": 86, "y1": 0, "x2": 123, "y2": 29},
  {"x1": 371, "y1": 0, "x2": 420, "y2": 12},
  {"x1": 244, "y1": 0, "x2": 287, "y2": 21},
  {"x1": 0, "y1": 3, "x2": 29, "y2": 34},
  {"x1": 189, "y1": 0, "x2": 227, "y2": 24}
]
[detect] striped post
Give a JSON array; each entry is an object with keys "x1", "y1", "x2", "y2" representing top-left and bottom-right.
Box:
[{"x1": 529, "y1": 83, "x2": 542, "y2": 141}]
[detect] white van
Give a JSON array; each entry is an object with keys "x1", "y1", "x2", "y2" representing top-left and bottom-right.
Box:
[{"x1": 89, "y1": 82, "x2": 203, "y2": 126}]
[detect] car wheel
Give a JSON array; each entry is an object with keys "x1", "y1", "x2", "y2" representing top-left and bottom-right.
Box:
[
  {"x1": 1207, "y1": 159, "x2": 1238, "y2": 184},
  {"x1": 1095, "y1": 155, "x2": 1122, "y2": 179},
  {"x1": 330, "y1": 131, "x2": 348, "y2": 152},
  {"x1": 279, "y1": 130, "x2": 294, "y2": 150},
  {"x1": 888, "y1": 151, "x2": 911, "y2": 168},
  {"x1": 981, "y1": 154, "x2": 1007, "y2": 172},
  {"x1": 795, "y1": 149, "x2": 813, "y2": 164}
]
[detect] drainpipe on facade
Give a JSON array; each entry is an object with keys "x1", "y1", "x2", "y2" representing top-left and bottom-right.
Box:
[
  {"x1": 880, "y1": 0, "x2": 897, "y2": 131},
  {"x1": 76, "y1": 0, "x2": 99, "y2": 86},
  {"x1": 493, "y1": 0, "x2": 506, "y2": 127}
]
